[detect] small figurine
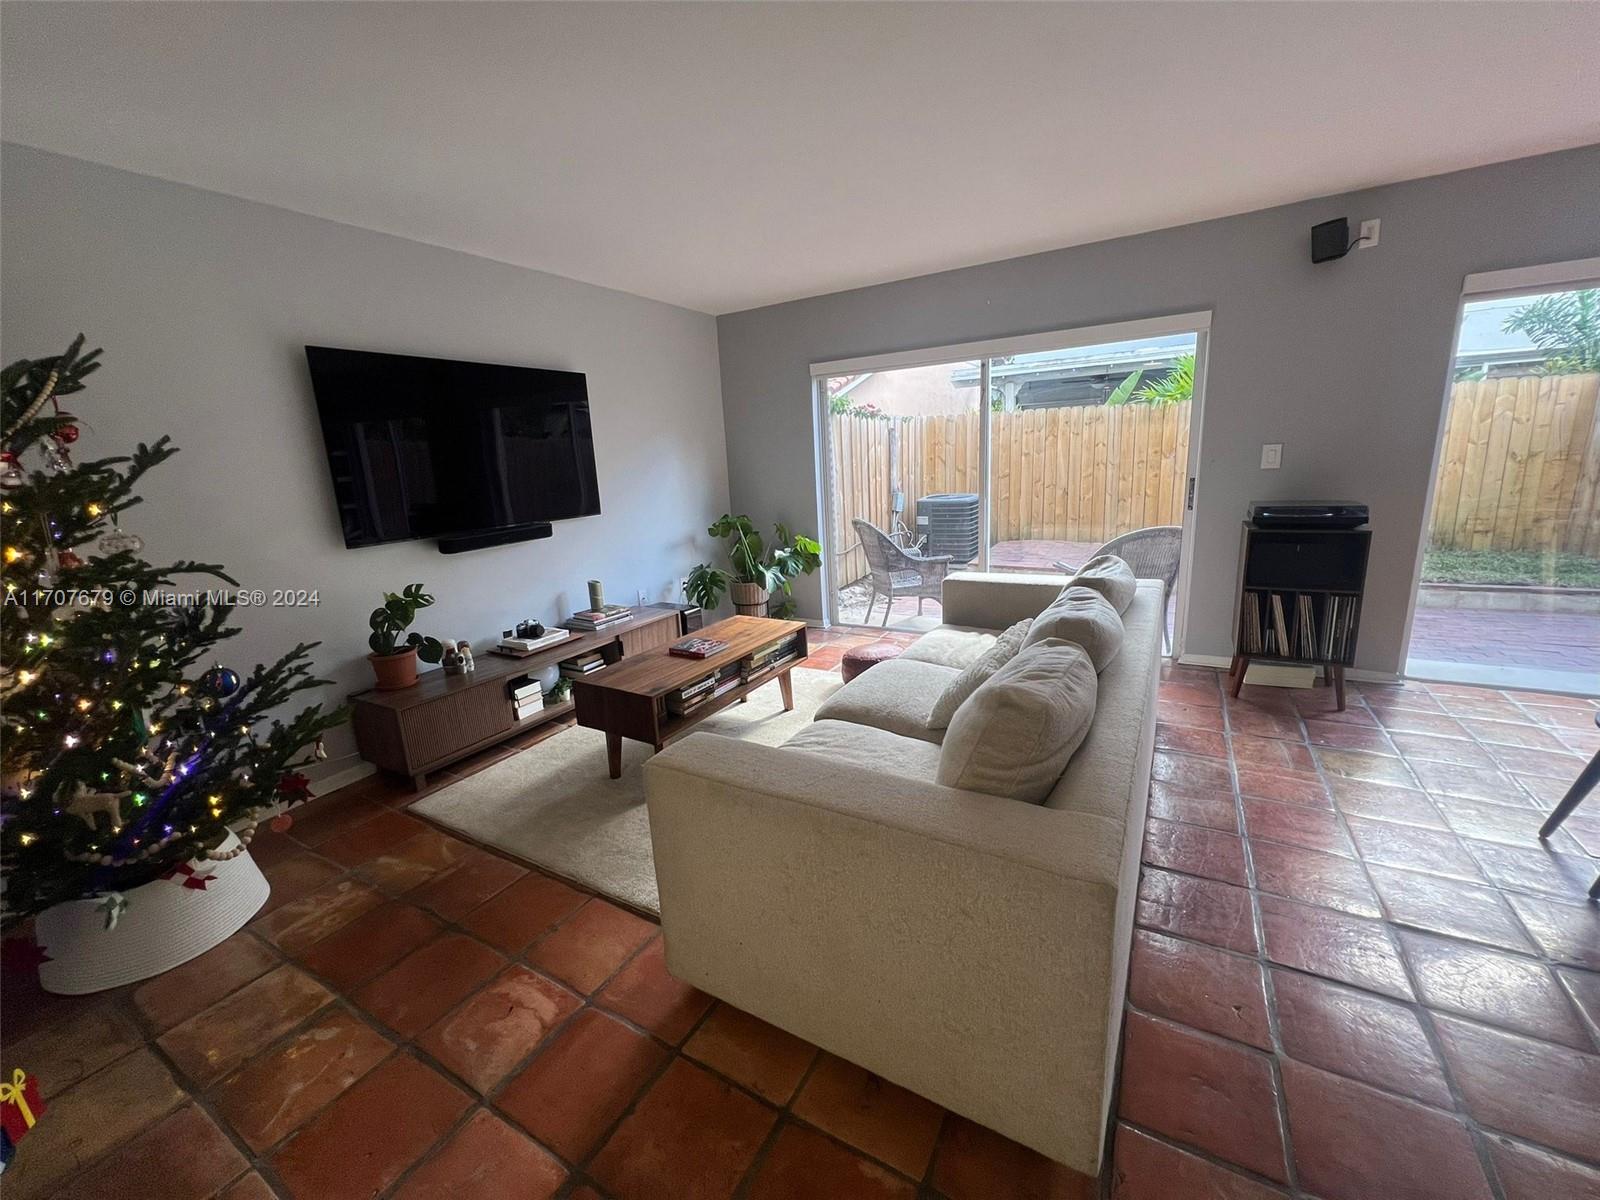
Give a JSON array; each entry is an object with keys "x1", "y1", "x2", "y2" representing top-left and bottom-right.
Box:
[
  {"x1": 441, "y1": 643, "x2": 466, "y2": 676},
  {"x1": 456, "y1": 640, "x2": 475, "y2": 672}
]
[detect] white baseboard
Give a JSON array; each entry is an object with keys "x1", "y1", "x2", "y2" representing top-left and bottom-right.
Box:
[{"x1": 307, "y1": 753, "x2": 376, "y2": 797}]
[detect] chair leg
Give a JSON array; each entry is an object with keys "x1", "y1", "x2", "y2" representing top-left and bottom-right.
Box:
[
  {"x1": 882, "y1": 593, "x2": 893, "y2": 627},
  {"x1": 862, "y1": 589, "x2": 878, "y2": 624},
  {"x1": 917, "y1": 596, "x2": 925, "y2": 615},
  {"x1": 1539, "y1": 748, "x2": 1600, "y2": 839}
]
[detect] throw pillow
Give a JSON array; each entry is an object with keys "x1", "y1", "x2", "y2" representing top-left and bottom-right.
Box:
[
  {"x1": 928, "y1": 618, "x2": 1031, "y2": 730},
  {"x1": 1070, "y1": 554, "x2": 1137, "y2": 614},
  {"x1": 1022, "y1": 585, "x2": 1123, "y2": 671},
  {"x1": 937, "y1": 639, "x2": 1098, "y2": 804}
]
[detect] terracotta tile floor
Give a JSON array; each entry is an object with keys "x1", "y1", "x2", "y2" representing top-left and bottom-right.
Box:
[{"x1": 3, "y1": 635, "x2": 1597, "y2": 1199}]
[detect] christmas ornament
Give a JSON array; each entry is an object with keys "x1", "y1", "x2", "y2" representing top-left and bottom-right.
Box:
[
  {"x1": 198, "y1": 665, "x2": 241, "y2": 698},
  {"x1": 0, "y1": 1069, "x2": 44, "y2": 1147},
  {"x1": 97, "y1": 522, "x2": 144, "y2": 555},
  {"x1": 59, "y1": 781, "x2": 129, "y2": 832},
  {"x1": 276, "y1": 771, "x2": 312, "y2": 803},
  {"x1": 312, "y1": 736, "x2": 328, "y2": 762},
  {"x1": 49, "y1": 419, "x2": 80, "y2": 445},
  {"x1": 57, "y1": 550, "x2": 83, "y2": 571},
  {"x1": 42, "y1": 442, "x2": 71, "y2": 473},
  {"x1": 270, "y1": 813, "x2": 294, "y2": 834},
  {"x1": 0, "y1": 452, "x2": 22, "y2": 490}
]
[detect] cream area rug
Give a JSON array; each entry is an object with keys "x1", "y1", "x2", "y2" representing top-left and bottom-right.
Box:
[{"x1": 410, "y1": 667, "x2": 842, "y2": 915}]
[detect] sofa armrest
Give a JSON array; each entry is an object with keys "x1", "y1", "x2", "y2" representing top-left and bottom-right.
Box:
[
  {"x1": 940, "y1": 570, "x2": 1069, "y2": 629},
  {"x1": 642, "y1": 733, "x2": 1125, "y2": 1171}
]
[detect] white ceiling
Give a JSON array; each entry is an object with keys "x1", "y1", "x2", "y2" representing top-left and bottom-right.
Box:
[{"x1": 4, "y1": 2, "x2": 1598, "y2": 314}]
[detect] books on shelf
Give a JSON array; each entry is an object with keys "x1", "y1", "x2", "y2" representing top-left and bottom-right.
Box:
[
  {"x1": 668, "y1": 636, "x2": 729, "y2": 659},
  {"x1": 566, "y1": 604, "x2": 632, "y2": 630},
  {"x1": 740, "y1": 633, "x2": 802, "y2": 681},
  {"x1": 664, "y1": 662, "x2": 743, "y2": 716},
  {"x1": 1238, "y1": 589, "x2": 1358, "y2": 664},
  {"x1": 513, "y1": 695, "x2": 545, "y2": 720},
  {"x1": 558, "y1": 650, "x2": 607, "y2": 679}
]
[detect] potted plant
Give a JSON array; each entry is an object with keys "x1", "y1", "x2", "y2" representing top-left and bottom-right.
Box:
[
  {"x1": 368, "y1": 583, "x2": 445, "y2": 689},
  {"x1": 686, "y1": 514, "x2": 822, "y2": 617}
]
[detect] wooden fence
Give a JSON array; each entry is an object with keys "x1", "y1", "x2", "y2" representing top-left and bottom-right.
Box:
[
  {"x1": 828, "y1": 402, "x2": 1191, "y2": 585},
  {"x1": 828, "y1": 373, "x2": 1600, "y2": 589},
  {"x1": 1428, "y1": 373, "x2": 1600, "y2": 556}
]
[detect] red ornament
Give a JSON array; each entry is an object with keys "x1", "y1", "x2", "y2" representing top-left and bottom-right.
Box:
[
  {"x1": 159, "y1": 862, "x2": 217, "y2": 891},
  {"x1": 276, "y1": 771, "x2": 312, "y2": 803},
  {"x1": 50, "y1": 420, "x2": 80, "y2": 445},
  {"x1": 269, "y1": 813, "x2": 294, "y2": 834},
  {"x1": 57, "y1": 550, "x2": 83, "y2": 570}
]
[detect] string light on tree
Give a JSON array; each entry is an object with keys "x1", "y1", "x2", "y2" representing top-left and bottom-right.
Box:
[{"x1": 0, "y1": 336, "x2": 345, "y2": 924}]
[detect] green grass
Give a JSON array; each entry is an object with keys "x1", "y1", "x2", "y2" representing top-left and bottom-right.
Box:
[{"x1": 1421, "y1": 547, "x2": 1600, "y2": 589}]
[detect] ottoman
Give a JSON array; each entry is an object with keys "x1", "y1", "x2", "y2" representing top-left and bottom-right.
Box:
[{"x1": 841, "y1": 640, "x2": 904, "y2": 683}]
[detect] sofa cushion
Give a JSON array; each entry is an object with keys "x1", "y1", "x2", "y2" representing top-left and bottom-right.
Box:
[
  {"x1": 783, "y1": 719, "x2": 943, "y2": 783},
  {"x1": 812, "y1": 657, "x2": 957, "y2": 743},
  {"x1": 1022, "y1": 586, "x2": 1123, "y2": 671},
  {"x1": 929, "y1": 619, "x2": 1032, "y2": 730},
  {"x1": 1070, "y1": 554, "x2": 1137, "y2": 614},
  {"x1": 899, "y1": 626, "x2": 999, "y2": 671},
  {"x1": 937, "y1": 639, "x2": 1098, "y2": 804}
]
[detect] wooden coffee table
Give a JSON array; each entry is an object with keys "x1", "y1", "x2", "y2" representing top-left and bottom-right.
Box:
[{"x1": 571, "y1": 615, "x2": 809, "y2": 778}]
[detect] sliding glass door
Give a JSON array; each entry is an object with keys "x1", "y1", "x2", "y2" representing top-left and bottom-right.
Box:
[
  {"x1": 1409, "y1": 280, "x2": 1600, "y2": 693},
  {"x1": 816, "y1": 316, "x2": 1207, "y2": 652},
  {"x1": 821, "y1": 358, "x2": 980, "y2": 627}
]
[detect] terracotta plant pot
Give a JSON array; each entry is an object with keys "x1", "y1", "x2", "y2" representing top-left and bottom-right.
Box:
[
  {"x1": 34, "y1": 831, "x2": 269, "y2": 995},
  {"x1": 369, "y1": 647, "x2": 419, "y2": 690},
  {"x1": 730, "y1": 581, "x2": 770, "y2": 616}
]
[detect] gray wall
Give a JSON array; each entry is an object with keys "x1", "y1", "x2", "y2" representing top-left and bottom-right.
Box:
[
  {"x1": 1, "y1": 145, "x2": 729, "y2": 768},
  {"x1": 717, "y1": 144, "x2": 1600, "y2": 674}
]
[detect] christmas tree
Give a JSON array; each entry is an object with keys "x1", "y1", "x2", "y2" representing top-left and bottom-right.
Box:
[{"x1": 1, "y1": 337, "x2": 344, "y2": 920}]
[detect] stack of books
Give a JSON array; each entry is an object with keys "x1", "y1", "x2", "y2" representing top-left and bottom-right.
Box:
[
  {"x1": 496, "y1": 627, "x2": 571, "y2": 657},
  {"x1": 668, "y1": 635, "x2": 729, "y2": 659},
  {"x1": 665, "y1": 663, "x2": 742, "y2": 717},
  {"x1": 566, "y1": 604, "x2": 632, "y2": 631},
  {"x1": 558, "y1": 650, "x2": 607, "y2": 680},
  {"x1": 741, "y1": 633, "x2": 802, "y2": 684},
  {"x1": 509, "y1": 676, "x2": 545, "y2": 720}
]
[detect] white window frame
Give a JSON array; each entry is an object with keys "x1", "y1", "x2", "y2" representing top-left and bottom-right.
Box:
[
  {"x1": 1399, "y1": 257, "x2": 1600, "y2": 692},
  {"x1": 812, "y1": 311, "x2": 1212, "y2": 655}
]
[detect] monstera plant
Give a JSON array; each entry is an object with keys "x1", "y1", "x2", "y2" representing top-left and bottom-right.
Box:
[{"x1": 685, "y1": 515, "x2": 822, "y2": 618}]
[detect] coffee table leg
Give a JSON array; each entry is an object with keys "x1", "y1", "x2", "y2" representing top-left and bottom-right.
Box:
[
  {"x1": 606, "y1": 731, "x2": 622, "y2": 780},
  {"x1": 779, "y1": 670, "x2": 794, "y2": 712}
]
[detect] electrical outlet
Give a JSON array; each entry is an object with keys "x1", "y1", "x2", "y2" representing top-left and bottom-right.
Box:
[
  {"x1": 1358, "y1": 218, "x2": 1380, "y2": 248},
  {"x1": 1261, "y1": 443, "x2": 1283, "y2": 470}
]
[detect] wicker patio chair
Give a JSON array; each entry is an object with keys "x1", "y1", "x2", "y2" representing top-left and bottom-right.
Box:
[
  {"x1": 853, "y1": 518, "x2": 953, "y2": 626},
  {"x1": 1055, "y1": 525, "x2": 1183, "y2": 652}
]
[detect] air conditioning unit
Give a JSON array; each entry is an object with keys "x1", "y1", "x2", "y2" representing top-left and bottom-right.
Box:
[{"x1": 915, "y1": 493, "x2": 980, "y2": 564}]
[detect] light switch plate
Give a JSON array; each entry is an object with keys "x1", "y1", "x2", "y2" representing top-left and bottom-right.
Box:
[{"x1": 1261, "y1": 443, "x2": 1283, "y2": 469}]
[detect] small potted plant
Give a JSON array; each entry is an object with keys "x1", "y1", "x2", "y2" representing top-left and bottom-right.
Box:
[
  {"x1": 367, "y1": 583, "x2": 445, "y2": 689},
  {"x1": 686, "y1": 514, "x2": 822, "y2": 617}
]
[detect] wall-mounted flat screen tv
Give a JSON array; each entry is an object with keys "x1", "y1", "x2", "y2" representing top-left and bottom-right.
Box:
[{"x1": 305, "y1": 346, "x2": 600, "y2": 550}]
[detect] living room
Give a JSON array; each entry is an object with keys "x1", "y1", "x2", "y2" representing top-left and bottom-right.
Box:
[{"x1": 1, "y1": 4, "x2": 1598, "y2": 1199}]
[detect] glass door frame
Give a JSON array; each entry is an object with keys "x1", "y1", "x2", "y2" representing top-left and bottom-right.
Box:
[
  {"x1": 1400, "y1": 254, "x2": 1600, "y2": 692},
  {"x1": 811, "y1": 310, "x2": 1212, "y2": 655}
]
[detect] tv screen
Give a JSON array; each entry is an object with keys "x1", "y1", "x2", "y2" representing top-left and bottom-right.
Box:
[{"x1": 305, "y1": 346, "x2": 601, "y2": 548}]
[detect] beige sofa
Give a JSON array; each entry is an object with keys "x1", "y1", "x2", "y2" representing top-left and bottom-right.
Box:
[{"x1": 642, "y1": 572, "x2": 1163, "y2": 1175}]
